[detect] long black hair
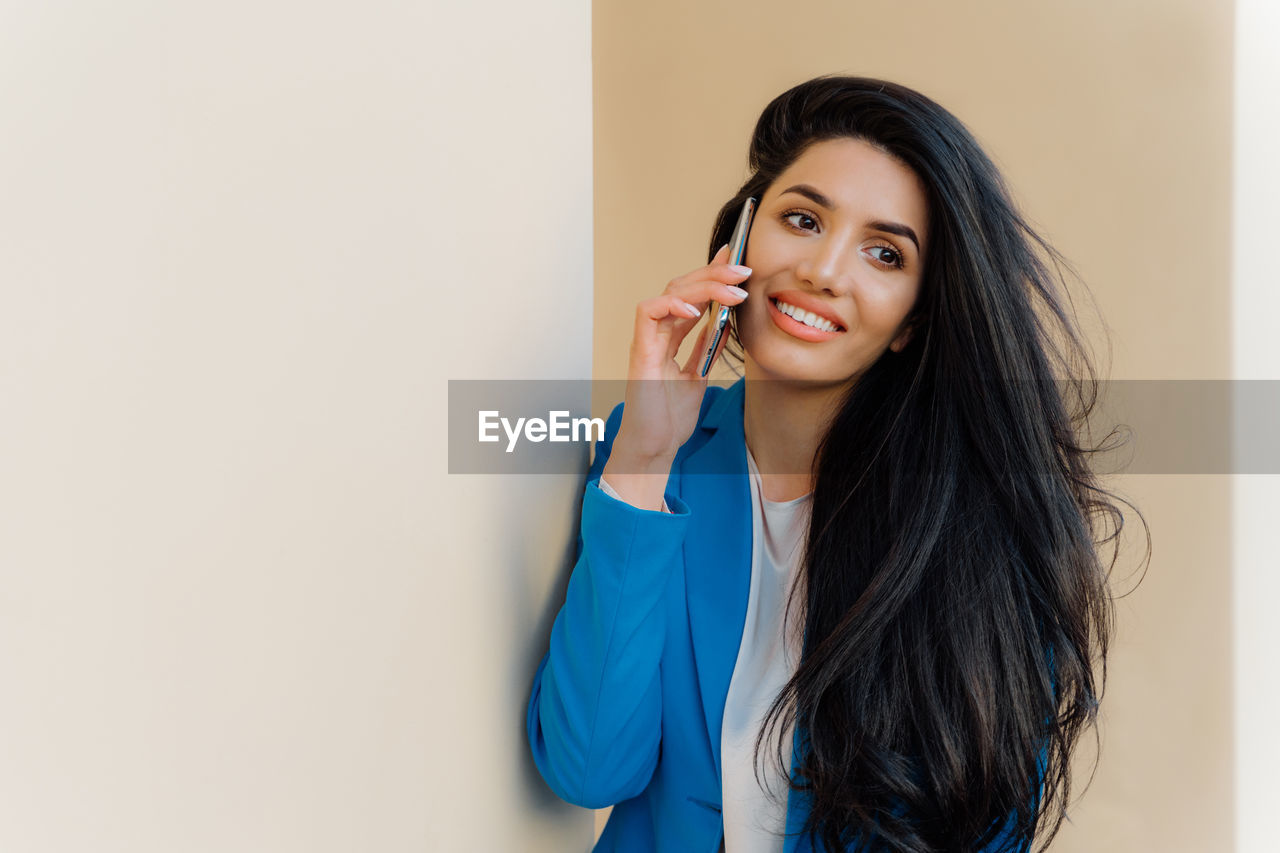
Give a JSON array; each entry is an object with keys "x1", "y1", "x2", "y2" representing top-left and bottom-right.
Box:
[{"x1": 706, "y1": 76, "x2": 1148, "y2": 852}]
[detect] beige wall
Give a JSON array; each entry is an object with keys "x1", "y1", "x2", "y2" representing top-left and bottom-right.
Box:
[
  {"x1": 593, "y1": 1, "x2": 1233, "y2": 850},
  {"x1": 0, "y1": 2, "x2": 595, "y2": 851}
]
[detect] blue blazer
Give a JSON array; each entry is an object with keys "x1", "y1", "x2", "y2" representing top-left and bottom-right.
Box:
[{"x1": 526, "y1": 378, "x2": 1032, "y2": 852}]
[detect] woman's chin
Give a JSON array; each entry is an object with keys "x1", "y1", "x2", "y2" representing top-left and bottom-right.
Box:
[{"x1": 742, "y1": 347, "x2": 859, "y2": 388}]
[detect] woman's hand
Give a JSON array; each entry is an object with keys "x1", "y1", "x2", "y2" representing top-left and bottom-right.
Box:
[{"x1": 600, "y1": 245, "x2": 751, "y2": 509}]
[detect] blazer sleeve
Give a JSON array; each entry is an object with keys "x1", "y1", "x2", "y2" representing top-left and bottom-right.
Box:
[{"x1": 525, "y1": 400, "x2": 692, "y2": 809}]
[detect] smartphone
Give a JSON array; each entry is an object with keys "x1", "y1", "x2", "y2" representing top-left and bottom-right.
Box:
[{"x1": 698, "y1": 196, "x2": 757, "y2": 378}]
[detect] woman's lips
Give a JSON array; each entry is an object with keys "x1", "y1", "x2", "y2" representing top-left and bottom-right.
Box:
[{"x1": 766, "y1": 297, "x2": 846, "y2": 342}]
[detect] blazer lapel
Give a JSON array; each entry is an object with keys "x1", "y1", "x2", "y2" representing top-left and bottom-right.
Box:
[{"x1": 679, "y1": 378, "x2": 752, "y2": 788}]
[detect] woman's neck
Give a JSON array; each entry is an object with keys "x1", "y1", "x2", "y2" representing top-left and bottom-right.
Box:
[{"x1": 742, "y1": 374, "x2": 847, "y2": 502}]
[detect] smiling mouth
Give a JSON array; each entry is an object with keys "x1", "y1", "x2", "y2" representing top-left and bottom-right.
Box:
[{"x1": 770, "y1": 298, "x2": 845, "y2": 333}]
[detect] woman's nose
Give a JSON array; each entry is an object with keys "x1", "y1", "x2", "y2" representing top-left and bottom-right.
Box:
[{"x1": 795, "y1": 236, "x2": 855, "y2": 295}]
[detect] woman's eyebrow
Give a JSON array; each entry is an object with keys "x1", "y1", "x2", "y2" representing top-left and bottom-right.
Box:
[
  {"x1": 779, "y1": 184, "x2": 836, "y2": 210},
  {"x1": 779, "y1": 184, "x2": 922, "y2": 254},
  {"x1": 868, "y1": 220, "x2": 921, "y2": 254}
]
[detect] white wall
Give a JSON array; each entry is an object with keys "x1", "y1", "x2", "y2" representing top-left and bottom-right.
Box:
[
  {"x1": 1234, "y1": 1, "x2": 1280, "y2": 851},
  {"x1": 0, "y1": 2, "x2": 594, "y2": 851}
]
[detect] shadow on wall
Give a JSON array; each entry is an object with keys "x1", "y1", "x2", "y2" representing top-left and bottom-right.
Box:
[{"x1": 510, "y1": 465, "x2": 593, "y2": 819}]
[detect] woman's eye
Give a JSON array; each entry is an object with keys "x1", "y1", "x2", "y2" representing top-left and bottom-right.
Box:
[
  {"x1": 782, "y1": 212, "x2": 818, "y2": 231},
  {"x1": 867, "y1": 245, "x2": 904, "y2": 269}
]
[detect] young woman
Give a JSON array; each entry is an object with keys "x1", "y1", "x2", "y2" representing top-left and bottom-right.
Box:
[{"x1": 527, "y1": 75, "x2": 1139, "y2": 853}]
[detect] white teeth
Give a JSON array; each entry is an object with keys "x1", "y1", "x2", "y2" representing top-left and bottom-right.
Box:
[{"x1": 775, "y1": 300, "x2": 839, "y2": 332}]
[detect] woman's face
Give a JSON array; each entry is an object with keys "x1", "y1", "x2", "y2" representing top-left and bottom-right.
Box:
[{"x1": 736, "y1": 137, "x2": 928, "y2": 387}]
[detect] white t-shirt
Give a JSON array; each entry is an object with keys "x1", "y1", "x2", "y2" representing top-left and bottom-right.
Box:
[
  {"x1": 599, "y1": 445, "x2": 810, "y2": 853},
  {"x1": 719, "y1": 446, "x2": 809, "y2": 852}
]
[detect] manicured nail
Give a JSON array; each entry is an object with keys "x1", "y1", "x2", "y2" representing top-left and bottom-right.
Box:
[
  {"x1": 729, "y1": 265, "x2": 752, "y2": 276},
  {"x1": 726, "y1": 286, "x2": 748, "y2": 299},
  {"x1": 681, "y1": 301, "x2": 701, "y2": 317},
  {"x1": 719, "y1": 243, "x2": 730, "y2": 255}
]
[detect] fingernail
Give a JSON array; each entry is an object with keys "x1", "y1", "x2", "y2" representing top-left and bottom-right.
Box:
[
  {"x1": 682, "y1": 301, "x2": 701, "y2": 317},
  {"x1": 727, "y1": 286, "x2": 748, "y2": 299},
  {"x1": 719, "y1": 243, "x2": 730, "y2": 254},
  {"x1": 729, "y1": 265, "x2": 752, "y2": 276}
]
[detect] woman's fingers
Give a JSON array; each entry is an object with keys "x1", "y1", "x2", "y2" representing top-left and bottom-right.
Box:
[
  {"x1": 629, "y1": 295, "x2": 697, "y2": 370},
  {"x1": 663, "y1": 245, "x2": 752, "y2": 302},
  {"x1": 634, "y1": 286, "x2": 746, "y2": 371},
  {"x1": 637, "y1": 293, "x2": 700, "y2": 323},
  {"x1": 681, "y1": 319, "x2": 712, "y2": 376},
  {"x1": 661, "y1": 279, "x2": 746, "y2": 365},
  {"x1": 669, "y1": 297, "x2": 719, "y2": 363},
  {"x1": 628, "y1": 245, "x2": 751, "y2": 376},
  {"x1": 666, "y1": 268, "x2": 752, "y2": 304},
  {"x1": 679, "y1": 282, "x2": 750, "y2": 315}
]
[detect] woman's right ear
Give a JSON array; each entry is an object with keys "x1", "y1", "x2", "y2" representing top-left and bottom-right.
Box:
[{"x1": 889, "y1": 323, "x2": 915, "y2": 353}]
